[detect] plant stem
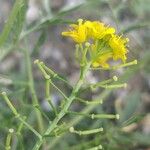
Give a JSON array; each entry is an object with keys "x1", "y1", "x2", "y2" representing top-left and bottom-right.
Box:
[
  {"x1": 67, "y1": 111, "x2": 119, "y2": 120},
  {"x1": 47, "y1": 90, "x2": 112, "y2": 149},
  {"x1": 75, "y1": 97, "x2": 103, "y2": 105},
  {"x1": 5, "y1": 129, "x2": 14, "y2": 150},
  {"x1": 50, "y1": 81, "x2": 68, "y2": 100},
  {"x1": 32, "y1": 63, "x2": 91, "y2": 150},
  {"x1": 45, "y1": 79, "x2": 57, "y2": 115},
  {"x1": 24, "y1": 49, "x2": 44, "y2": 133},
  {"x1": 42, "y1": 62, "x2": 72, "y2": 88},
  {"x1": 1, "y1": 92, "x2": 42, "y2": 139},
  {"x1": 69, "y1": 127, "x2": 103, "y2": 135}
]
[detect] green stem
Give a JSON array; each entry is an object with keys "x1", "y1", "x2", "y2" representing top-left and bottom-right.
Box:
[
  {"x1": 17, "y1": 116, "x2": 26, "y2": 135},
  {"x1": 91, "y1": 78, "x2": 114, "y2": 89},
  {"x1": 67, "y1": 111, "x2": 119, "y2": 120},
  {"x1": 24, "y1": 49, "x2": 44, "y2": 133},
  {"x1": 81, "y1": 44, "x2": 89, "y2": 65},
  {"x1": 5, "y1": 129, "x2": 14, "y2": 150},
  {"x1": 100, "y1": 83, "x2": 127, "y2": 89},
  {"x1": 1, "y1": 92, "x2": 42, "y2": 139},
  {"x1": 45, "y1": 79, "x2": 57, "y2": 115},
  {"x1": 41, "y1": 62, "x2": 72, "y2": 88},
  {"x1": 35, "y1": 60, "x2": 68, "y2": 110},
  {"x1": 47, "y1": 90, "x2": 111, "y2": 149},
  {"x1": 90, "y1": 60, "x2": 137, "y2": 71},
  {"x1": 75, "y1": 97, "x2": 103, "y2": 105},
  {"x1": 32, "y1": 63, "x2": 91, "y2": 150},
  {"x1": 35, "y1": 60, "x2": 58, "y2": 115},
  {"x1": 50, "y1": 81, "x2": 68, "y2": 100},
  {"x1": 69, "y1": 127, "x2": 103, "y2": 135}
]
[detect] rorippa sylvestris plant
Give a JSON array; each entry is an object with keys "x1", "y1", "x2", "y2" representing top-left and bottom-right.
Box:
[{"x1": 1, "y1": 19, "x2": 137, "y2": 150}]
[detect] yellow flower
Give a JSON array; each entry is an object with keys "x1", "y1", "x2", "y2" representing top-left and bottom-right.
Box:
[
  {"x1": 92, "y1": 52, "x2": 112, "y2": 68},
  {"x1": 62, "y1": 19, "x2": 130, "y2": 69},
  {"x1": 84, "y1": 21, "x2": 115, "y2": 39},
  {"x1": 109, "y1": 35, "x2": 129, "y2": 62},
  {"x1": 62, "y1": 20, "x2": 115, "y2": 43},
  {"x1": 62, "y1": 19, "x2": 87, "y2": 43}
]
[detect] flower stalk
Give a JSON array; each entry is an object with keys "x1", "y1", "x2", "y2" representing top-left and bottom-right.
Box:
[
  {"x1": 34, "y1": 59, "x2": 58, "y2": 114},
  {"x1": 91, "y1": 76, "x2": 118, "y2": 89},
  {"x1": 90, "y1": 60, "x2": 137, "y2": 70},
  {"x1": 45, "y1": 79, "x2": 57, "y2": 115},
  {"x1": 67, "y1": 111, "x2": 120, "y2": 120},
  {"x1": 1, "y1": 92, "x2": 42, "y2": 139},
  {"x1": 32, "y1": 62, "x2": 91, "y2": 149},
  {"x1": 69, "y1": 127, "x2": 103, "y2": 135},
  {"x1": 24, "y1": 48, "x2": 44, "y2": 133},
  {"x1": 76, "y1": 97, "x2": 103, "y2": 105},
  {"x1": 99, "y1": 83, "x2": 127, "y2": 89},
  {"x1": 5, "y1": 128, "x2": 14, "y2": 150},
  {"x1": 41, "y1": 61, "x2": 72, "y2": 87}
]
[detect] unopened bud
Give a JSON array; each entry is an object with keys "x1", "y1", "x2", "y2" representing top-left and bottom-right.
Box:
[
  {"x1": 113, "y1": 76, "x2": 118, "y2": 81},
  {"x1": 116, "y1": 114, "x2": 120, "y2": 120},
  {"x1": 9, "y1": 128, "x2": 14, "y2": 133},
  {"x1": 69, "y1": 127, "x2": 74, "y2": 133}
]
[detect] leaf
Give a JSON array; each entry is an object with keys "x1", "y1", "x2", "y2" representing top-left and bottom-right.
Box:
[
  {"x1": 121, "y1": 22, "x2": 150, "y2": 34},
  {"x1": 20, "y1": 18, "x2": 74, "y2": 39},
  {"x1": 57, "y1": 3, "x2": 84, "y2": 16},
  {"x1": 121, "y1": 114, "x2": 145, "y2": 127},
  {"x1": 20, "y1": 2, "x2": 84, "y2": 39},
  {"x1": 119, "y1": 91, "x2": 141, "y2": 123},
  {"x1": 32, "y1": 30, "x2": 47, "y2": 55},
  {"x1": 0, "y1": 0, "x2": 27, "y2": 60}
]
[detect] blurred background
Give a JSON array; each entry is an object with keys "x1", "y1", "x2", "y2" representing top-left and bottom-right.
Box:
[{"x1": 0, "y1": 0, "x2": 150, "y2": 149}]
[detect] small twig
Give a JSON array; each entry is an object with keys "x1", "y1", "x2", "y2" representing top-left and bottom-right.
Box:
[{"x1": 1, "y1": 92, "x2": 42, "y2": 140}]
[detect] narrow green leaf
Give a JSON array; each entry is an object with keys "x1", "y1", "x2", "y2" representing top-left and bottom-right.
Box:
[
  {"x1": 122, "y1": 114, "x2": 145, "y2": 127},
  {"x1": 120, "y1": 91, "x2": 141, "y2": 123},
  {"x1": 0, "y1": 0, "x2": 27, "y2": 60},
  {"x1": 33, "y1": 31, "x2": 46, "y2": 55}
]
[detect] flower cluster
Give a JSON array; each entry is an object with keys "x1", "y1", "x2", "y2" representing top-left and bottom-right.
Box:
[{"x1": 62, "y1": 19, "x2": 129, "y2": 68}]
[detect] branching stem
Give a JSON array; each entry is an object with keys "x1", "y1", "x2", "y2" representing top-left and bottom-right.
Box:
[{"x1": 32, "y1": 63, "x2": 91, "y2": 150}]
